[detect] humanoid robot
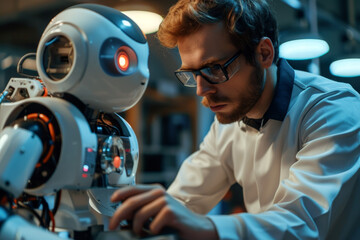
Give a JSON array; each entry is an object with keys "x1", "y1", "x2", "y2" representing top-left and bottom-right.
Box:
[{"x1": 0, "y1": 4, "x2": 149, "y2": 239}]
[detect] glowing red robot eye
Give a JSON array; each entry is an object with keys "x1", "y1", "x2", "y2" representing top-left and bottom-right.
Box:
[{"x1": 116, "y1": 51, "x2": 130, "y2": 71}]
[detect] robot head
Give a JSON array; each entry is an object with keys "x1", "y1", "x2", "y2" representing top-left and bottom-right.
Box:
[{"x1": 36, "y1": 4, "x2": 149, "y2": 113}]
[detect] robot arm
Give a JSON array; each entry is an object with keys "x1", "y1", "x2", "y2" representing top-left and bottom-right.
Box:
[
  {"x1": 0, "y1": 207, "x2": 66, "y2": 240},
  {"x1": 0, "y1": 126, "x2": 68, "y2": 240},
  {"x1": 0, "y1": 127, "x2": 43, "y2": 198}
]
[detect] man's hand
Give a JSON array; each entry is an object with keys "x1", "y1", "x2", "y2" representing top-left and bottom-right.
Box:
[{"x1": 109, "y1": 184, "x2": 218, "y2": 240}]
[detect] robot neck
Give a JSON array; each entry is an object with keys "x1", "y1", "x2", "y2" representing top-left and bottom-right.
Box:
[{"x1": 53, "y1": 92, "x2": 98, "y2": 121}]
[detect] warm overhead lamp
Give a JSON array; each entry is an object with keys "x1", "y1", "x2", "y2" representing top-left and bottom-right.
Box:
[
  {"x1": 329, "y1": 57, "x2": 360, "y2": 77},
  {"x1": 122, "y1": 10, "x2": 163, "y2": 34},
  {"x1": 279, "y1": 33, "x2": 330, "y2": 60}
]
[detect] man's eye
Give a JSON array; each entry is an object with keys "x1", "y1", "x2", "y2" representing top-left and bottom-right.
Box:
[
  {"x1": 208, "y1": 65, "x2": 222, "y2": 75},
  {"x1": 202, "y1": 65, "x2": 222, "y2": 76}
]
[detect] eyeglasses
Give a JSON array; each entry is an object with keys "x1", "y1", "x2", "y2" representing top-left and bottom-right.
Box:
[{"x1": 174, "y1": 50, "x2": 242, "y2": 87}]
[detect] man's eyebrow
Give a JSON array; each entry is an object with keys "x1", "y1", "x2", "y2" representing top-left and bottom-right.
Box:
[
  {"x1": 178, "y1": 66, "x2": 195, "y2": 71},
  {"x1": 179, "y1": 57, "x2": 225, "y2": 71}
]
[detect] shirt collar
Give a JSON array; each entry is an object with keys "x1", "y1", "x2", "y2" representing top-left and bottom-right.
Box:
[{"x1": 243, "y1": 58, "x2": 294, "y2": 130}]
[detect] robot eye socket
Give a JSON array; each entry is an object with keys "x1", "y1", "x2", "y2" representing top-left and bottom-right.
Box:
[
  {"x1": 117, "y1": 51, "x2": 130, "y2": 72},
  {"x1": 42, "y1": 35, "x2": 74, "y2": 81},
  {"x1": 100, "y1": 38, "x2": 138, "y2": 76}
]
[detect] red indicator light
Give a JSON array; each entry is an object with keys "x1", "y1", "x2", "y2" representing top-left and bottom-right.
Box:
[
  {"x1": 113, "y1": 156, "x2": 121, "y2": 169},
  {"x1": 117, "y1": 51, "x2": 130, "y2": 71}
]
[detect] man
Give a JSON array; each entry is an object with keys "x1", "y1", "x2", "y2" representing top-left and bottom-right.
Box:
[{"x1": 109, "y1": 0, "x2": 360, "y2": 239}]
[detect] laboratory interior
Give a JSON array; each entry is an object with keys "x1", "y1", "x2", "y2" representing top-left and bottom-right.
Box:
[{"x1": 0, "y1": 0, "x2": 359, "y2": 239}]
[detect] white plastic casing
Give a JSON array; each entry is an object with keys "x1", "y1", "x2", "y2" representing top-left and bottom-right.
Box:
[
  {"x1": 0, "y1": 127, "x2": 43, "y2": 198},
  {"x1": 0, "y1": 98, "x2": 140, "y2": 196},
  {"x1": 0, "y1": 97, "x2": 97, "y2": 195},
  {"x1": 36, "y1": 5, "x2": 149, "y2": 113}
]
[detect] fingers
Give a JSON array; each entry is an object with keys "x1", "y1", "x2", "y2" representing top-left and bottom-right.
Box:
[
  {"x1": 132, "y1": 195, "x2": 168, "y2": 234},
  {"x1": 109, "y1": 185, "x2": 218, "y2": 239},
  {"x1": 151, "y1": 205, "x2": 218, "y2": 240},
  {"x1": 108, "y1": 185, "x2": 165, "y2": 230},
  {"x1": 150, "y1": 201, "x2": 178, "y2": 235},
  {"x1": 110, "y1": 184, "x2": 163, "y2": 202}
]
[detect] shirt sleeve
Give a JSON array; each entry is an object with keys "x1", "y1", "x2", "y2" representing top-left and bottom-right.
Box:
[
  {"x1": 167, "y1": 118, "x2": 236, "y2": 214},
  {"x1": 210, "y1": 89, "x2": 360, "y2": 239}
]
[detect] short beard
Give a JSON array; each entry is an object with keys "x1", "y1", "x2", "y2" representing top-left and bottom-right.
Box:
[{"x1": 202, "y1": 62, "x2": 264, "y2": 124}]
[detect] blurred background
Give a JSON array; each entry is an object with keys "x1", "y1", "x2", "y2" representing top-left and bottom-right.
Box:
[{"x1": 0, "y1": 0, "x2": 359, "y2": 213}]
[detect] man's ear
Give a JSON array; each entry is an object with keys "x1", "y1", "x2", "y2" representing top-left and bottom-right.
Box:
[{"x1": 256, "y1": 37, "x2": 274, "y2": 68}]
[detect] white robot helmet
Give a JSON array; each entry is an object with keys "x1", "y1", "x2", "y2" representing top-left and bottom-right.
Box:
[{"x1": 36, "y1": 3, "x2": 149, "y2": 113}]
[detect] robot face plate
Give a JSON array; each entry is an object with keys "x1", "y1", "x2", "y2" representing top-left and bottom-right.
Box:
[{"x1": 36, "y1": 4, "x2": 149, "y2": 113}]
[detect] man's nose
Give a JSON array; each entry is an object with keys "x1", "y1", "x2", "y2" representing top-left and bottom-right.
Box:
[{"x1": 196, "y1": 75, "x2": 216, "y2": 96}]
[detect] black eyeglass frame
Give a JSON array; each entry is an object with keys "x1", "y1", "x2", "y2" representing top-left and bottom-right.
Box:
[{"x1": 174, "y1": 50, "x2": 242, "y2": 87}]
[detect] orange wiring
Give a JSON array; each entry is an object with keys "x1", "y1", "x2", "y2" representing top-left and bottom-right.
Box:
[
  {"x1": 12, "y1": 198, "x2": 17, "y2": 208},
  {"x1": 35, "y1": 144, "x2": 55, "y2": 168},
  {"x1": 34, "y1": 78, "x2": 48, "y2": 97},
  {"x1": 16, "y1": 196, "x2": 38, "y2": 202},
  {"x1": 49, "y1": 209, "x2": 55, "y2": 232},
  {"x1": 1, "y1": 196, "x2": 10, "y2": 206},
  {"x1": 26, "y1": 113, "x2": 56, "y2": 167},
  {"x1": 42, "y1": 87, "x2": 48, "y2": 97}
]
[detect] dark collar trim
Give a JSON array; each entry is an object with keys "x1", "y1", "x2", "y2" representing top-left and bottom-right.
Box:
[
  {"x1": 243, "y1": 59, "x2": 295, "y2": 130},
  {"x1": 242, "y1": 117, "x2": 264, "y2": 130}
]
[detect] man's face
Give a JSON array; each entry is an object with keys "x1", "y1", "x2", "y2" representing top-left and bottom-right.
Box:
[{"x1": 177, "y1": 22, "x2": 265, "y2": 124}]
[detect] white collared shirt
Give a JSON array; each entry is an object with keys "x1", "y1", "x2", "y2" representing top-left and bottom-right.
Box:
[{"x1": 167, "y1": 60, "x2": 360, "y2": 240}]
